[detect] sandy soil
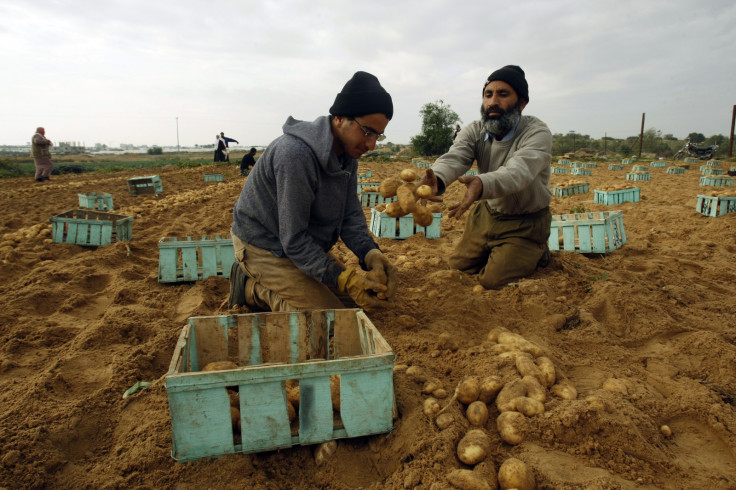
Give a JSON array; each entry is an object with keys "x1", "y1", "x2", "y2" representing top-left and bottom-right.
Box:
[{"x1": 1, "y1": 157, "x2": 736, "y2": 489}]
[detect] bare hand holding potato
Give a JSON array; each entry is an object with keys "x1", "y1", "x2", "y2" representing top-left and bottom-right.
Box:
[{"x1": 448, "y1": 175, "x2": 483, "y2": 219}]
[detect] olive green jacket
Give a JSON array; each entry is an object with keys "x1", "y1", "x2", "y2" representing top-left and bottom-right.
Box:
[{"x1": 31, "y1": 133, "x2": 52, "y2": 158}]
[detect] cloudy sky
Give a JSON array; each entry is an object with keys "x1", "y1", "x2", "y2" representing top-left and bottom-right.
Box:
[{"x1": 1, "y1": 0, "x2": 734, "y2": 149}]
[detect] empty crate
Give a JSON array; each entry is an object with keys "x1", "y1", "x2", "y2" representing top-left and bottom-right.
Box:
[
  {"x1": 78, "y1": 192, "x2": 114, "y2": 211},
  {"x1": 50, "y1": 209, "x2": 133, "y2": 246},
  {"x1": 127, "y1": 175, "x2": 163, "y2": 196},
  {"x1": 204, "y1": 173, "x2": 224, "y2": 182},
  {"x1": 165, "y1": 309, "x2": 396, "y2": 462},
  {"x1": 158, "y1": 235, "x2": 235, "y2": 283},
  {"x1": 548, "y1": 211, "x2": 626, "y2": 254},
  {"x1": 696, "y1": 195, "x2": 736, "y2": 217},
  {"x1": 369, "y1": 208, "x2": 442, "y2": 239}
]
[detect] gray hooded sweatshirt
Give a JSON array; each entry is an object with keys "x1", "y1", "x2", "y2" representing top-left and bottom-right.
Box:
[{"x1": 231, "y1": 115, "x2": 378, "y2": 286}]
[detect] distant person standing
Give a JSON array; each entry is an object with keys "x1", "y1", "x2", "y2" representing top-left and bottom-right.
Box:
[
  {"x1": 240, "y1": 147, "x2": 257, "y2": 176},
  {"x1": 220, "y1": 132, "x2": 239, "y2": 162},
  {"x1": 453, "y1": 124, "x2": 461, "y2": 140},
  {"x1": 31, "y1": 127, "x2": 53, "y2": 182},
  {"x1": 214, "y1": 134, "x2": 227, "y2": 162}
]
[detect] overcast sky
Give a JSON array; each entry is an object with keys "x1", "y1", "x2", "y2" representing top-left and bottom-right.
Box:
[{"x1": 1, "y1": 0, "x2": 734, "y2": 149}]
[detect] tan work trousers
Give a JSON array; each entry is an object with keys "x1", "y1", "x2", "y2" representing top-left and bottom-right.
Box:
[
  {"x1": 231, "y1": 233, "x2": 351, "y2": 311},
  {"x1": 449, "y1": 202, "x2": 551, "y2": 289}
]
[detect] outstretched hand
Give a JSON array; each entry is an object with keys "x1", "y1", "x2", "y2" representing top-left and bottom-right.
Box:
[
  {"x1": 417, "y1": 168, "x2": 443, "y2": 204},
  {"x1": 448, "y1": 175, "x2": 483, "y2": 219}
]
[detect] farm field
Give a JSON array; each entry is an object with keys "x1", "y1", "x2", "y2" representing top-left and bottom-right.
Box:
[{"x1": 1, "y1": 157, "x2": 736, "y2": 489}]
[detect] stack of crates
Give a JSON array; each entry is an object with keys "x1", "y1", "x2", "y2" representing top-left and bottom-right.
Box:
[
  {"x1": 158, "y1": 235, "x2": 235, "y2": 283},
  {"x1": 165, "y1": 309, "x2": 396, "y2": 462},
  {"x1": 50, "y1": 209, "x2": 133, "y2": 246},
  {"x1": 548, "y1": 211, "x2": 626, "y2": 254},
  {"x1": 78, "y1": 192, "x2": 114, "y2": 211},
  {"x1": 369, "y1": 208, "x2": 442, "y2": 239}
]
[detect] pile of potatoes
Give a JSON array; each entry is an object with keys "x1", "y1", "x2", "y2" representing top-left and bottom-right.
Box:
[
  {"x1": 704, "y1": 190, "x2": 736, "y2": 197},
  {"x1": 375, "y1": 168, "x2": 438, "y2": 227},
  {"x1": 597, "y1": 184, "x2": 635, "y2": 191},
  {"x1": 555, "y1": 179, "x2": 587, "y2": 188},
  {"x1": 404, "y1": 328, "x2": 582, "y2": 488},
  {"x1": 201, "y1": 361, "x2": 341, "y2": 435}
]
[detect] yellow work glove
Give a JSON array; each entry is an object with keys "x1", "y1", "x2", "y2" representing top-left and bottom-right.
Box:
[
  {"x1": 364, "y1": 249, "x2": 397, "y2": 299},
  {"x1": 337, "y1": 267, "x2": 388, "y2": 311}
]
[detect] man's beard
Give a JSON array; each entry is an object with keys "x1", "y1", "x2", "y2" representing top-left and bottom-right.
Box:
[{"x1": 481, "y1": 101, "x2": 523, "y2": 138}]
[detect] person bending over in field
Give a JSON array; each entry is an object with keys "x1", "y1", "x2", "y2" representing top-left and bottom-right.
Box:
[
  {"x1": 228, "y1": 71, "x2": 397, "y2": 311},
  {"x1": 419, "y1": 65, "x2": 553, "y2": 289}
]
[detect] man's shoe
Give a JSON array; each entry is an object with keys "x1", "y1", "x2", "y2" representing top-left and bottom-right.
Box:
[
  {"x1": 35, "y1": 178, "x2": 43, "y2": 182},
  {"x1": 228, "y1": 262, "x2": 247, "y2": 308},
  {"x1": 537, "y1": 245, "x2": 551, "y2": 268}
]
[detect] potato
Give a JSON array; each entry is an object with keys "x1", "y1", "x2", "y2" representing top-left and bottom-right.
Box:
[
  {"x1": 433, "y1": 388, "x2": 449, "y2": 399},
  {"x1": 202, "y1": 361, "x2": 238, "y2": 371},
  {"x1": 285, "y1": 379, "x2": 300, "y2": 408},
  {"x1": 521, "y1": 375, "x2": 546, "y2": 404},
  {"x1": 423, "y1": 397, "x2": 441, "y2": 416},
  {"x1": 416, "y1": 184, "x2": 432, "y2": 199},
  {"x1": 495, "y1": 378, "x2": 526, "y2": 412},
  {"x1": 400, "y1": 168, "x2": 418, "y2": 182},
  {"x1": 515, "y1": 354, "x2": 545, "y2": 386},
  {"x1": 496, "y1": 411, "x2": 526, "y2": 445},
  {"x1": 457, "y1": 429, "x2": 491, "y2": 465},
  {"x1": 497, "y1": 332, "x2": 544, "y2": 357},
  {"x1": 287, "y1": 400, "x2": 297, "y2": 422},
  {"x1": 438, "y1": 332, "x2": 459, "y2": 352},
  {"x1": 428, "y1": 204, "x2": 443, "y2": 213},
  {"x1": 230, "y1": 406, "x2": 241, "y2": 432},
  {"x1": 551, "y1": 379, "x2": 578, "y2": 400},
  {"x1": 536, "y1": 356, "x2": 556, "y2": 388},
  {"x1": 497, "y1": 458, "x2": 535, "y2": 490},
  {"x1": 447, "y1": 469, "x2": 493, "y2": 490},
  {"x1": 384, "y1": 201, "x2": 405, "y2": 218},
  {"x1": 314, "y1": 440, "x2": 338, "y2": 466},
  {"x1": 406, "y1": 365, "x2": 427, "y2": 382},
  {"x1": 397, "y1": 183, "x2": 418, "y2": 214},
  {"x1": 330, "y1": 375, "x2": 341, "y2": 411},
  {"x1": 413, "y1": 205, "x2": 434, "y2": 227},
  {"x1": 374, "y1": 203, "x2": 387, "y2": 212},
  {"x1": 422, "y1": 377, "x2": 443, "y2": 395},
  {"x1": 511, "y1": 396, "x2": 545, "y2": 417},
  {"x1": 227, "y1": 388, "x2": 239, "y2": 408},
  {"x1": 478, "y1": 376, "x2": 504, "y2": 404},
  {"x1": 465, "y1": 401, "x2": 489, "y2": 427},
  {"x1": 436, "y1": 412, "x2": 454, "y2": 430},
  {"x1": 456, "y1": 376, "x2": 481, "y2": 405},
  {"x1": 379, "y1": 177, "x2": 401, "y2": 198}
]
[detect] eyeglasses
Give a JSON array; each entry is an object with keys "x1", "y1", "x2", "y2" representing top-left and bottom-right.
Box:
[{"x1": 350, "y1": 118, "x2": 386, "y2": 142}]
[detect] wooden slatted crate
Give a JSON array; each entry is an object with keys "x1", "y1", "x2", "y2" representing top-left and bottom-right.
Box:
[
  {"x1": 696, "y1": 195, "x2": 736, "y2": 217},
  {"x1": 548, "y1": 211, "x2": 626, "y2": 254},
  {"x1": 369, "y1": 208, "x2": 442, "y2": 239},
  {"x1": 158, "y1": 234, "x2": 235, "y2": 283},
  {"x1": 50, "y1": 209, "x2": 133, "y2": 246},
  {"x1": 594, "y1": 187, "x2": 640, "y2": 205},
  {"x1": 360, "y1": 192, "x2": 397, "y2": 207},
  {"x1": 204, "y1": 173, "x2": 224, "y2": 182},
  {"x1": 127, "y1": 175, "x2": 163, "y2": 196},
  {"x1": 165, "y1": 309, "x2": 395, "y2": 462},
  {"x1": 78, "y1": 192, "x2": 114, "y2": 211}
]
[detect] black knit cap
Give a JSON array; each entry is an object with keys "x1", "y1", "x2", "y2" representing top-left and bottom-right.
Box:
[
  {"x1": 329, "y1": 71, "x2": 393, "y2": 120},
  {"x1": 484, "y1": 65, "x2": 529, "y2": 102}
]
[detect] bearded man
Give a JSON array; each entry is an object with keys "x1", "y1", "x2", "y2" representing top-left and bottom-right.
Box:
[{"x1": 419, "y1": 65, "x2": 553, "y2": 289}]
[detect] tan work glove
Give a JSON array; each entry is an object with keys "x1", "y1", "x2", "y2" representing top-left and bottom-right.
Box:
[
  {"x1": 337, "y1": 267, "x2": 387, "y2": 311},
  {"x1": 364, "y1": 249, "x2": 397, "y2": 299}
]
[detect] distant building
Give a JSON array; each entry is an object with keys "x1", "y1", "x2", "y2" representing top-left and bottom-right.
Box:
[{"x1": 55, "y1": 141, "x2": 86, "y2": 155}]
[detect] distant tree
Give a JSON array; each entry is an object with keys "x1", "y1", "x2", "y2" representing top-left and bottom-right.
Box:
[
  {"x1": 687, "y1": 132, "x2": 706, "y2": 143},
  {"x1": 663, "y1": 133, "x2": 678, "y2": 141},
  {"x1": 410, "y1": 100, "x2": 460, "y2": 156},
  {"x1": 147, "y1": 146, "x2": 163, "y2": 155}
]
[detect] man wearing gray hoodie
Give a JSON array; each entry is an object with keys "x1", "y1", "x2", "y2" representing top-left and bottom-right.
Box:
[{"x1": 229, "y1": 71, "x2": 397, "y2": 311}]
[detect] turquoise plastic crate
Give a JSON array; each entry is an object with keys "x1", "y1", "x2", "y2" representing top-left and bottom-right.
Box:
[
  {"x1": 571, "y1": 162, "x2": 584, "y2": 168},
  {"x1": 684, "y1": 158, "x2": 699, "y2": 163},
  {"x1": 621, "y1": 159, "x2": 633, "y2": 164},
  {"x1": 358, "y1": 170, "x2": 373, "y2": 178},
  {"x1": 666, "y1": 167, "x2": 686, "y2": 174},
  {"x1": 549, "y1": 211, "x2": 626, "y2": 254},
  {"x1": 464, "y1": 169, "x2": 478, "y2": 176},
  {"x1": 583, "y1": 163, "x2": 597, "y2": 168},
  {"x1": 608, "y1": 164, "x2": 624, "y2": 171},
  {"x1": 626, "y1": 172, "x2": 650, "y2": 181},
  {"x1": 204, "y1": 173, "x2": 224, "y2": 182},
  {"x1": 356, "y1": 181, "x2": 381, "y2": 194},
  {"x1": 706, "y1": 161, "x2": 721, "y2": 166},
  {"x1": 553, "y1": 183, "x2": 588, "y2": 197},
  {"x1": 50, "y1": 209, "x2": 133, "y2": 246},
  {"x1": 415, "y1": 162, "x2": 431, "y2": 168},
  {"x1": 551, "y1": 167, "x2": 569, "y2": 174},
  {"x1": 699, "y1": 176, "x2": 734, "y2": 187},
  {"x1": 571, "y1": 168, "x2": 591, "y2": 176},
  {"x1": 594, "y1": 187, "x2": 640, "y2": 205},
  {"x1": 78, "y1": 192, "x2": 114, "y2": 211},
  {"x1": 557, "y1": 160, "x2": 571, "y2": 165},
  {"x1": 632, "y1": 165, "x2": 649, "y2": 172},
  {"x1": 165, "y1": 309, "x2": 395, "y2": 462},
  {"x1": 360, "y1": 192, "x2": 397, "y2": 207},
  {"x1": 158, "y1": 234, "x2": 235, "y2": 283},
  {"x1": 369, "y1": 208, "x2": 442, "y2": 239},
  {"x1": 696, "y1": 195, "x2": 736, "y2": 217},
  {"x1": 700, "y1": 167, "x2": 724, "y2": 176},
  {"x1": 650, "y1": 162, "x2": 666, "y2": 168},
  {"x1": 127, "y1": 175, "x2": 163, "y2": 196}
]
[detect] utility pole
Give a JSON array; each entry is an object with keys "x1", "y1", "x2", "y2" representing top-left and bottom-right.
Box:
[
  {"x1": 638, "y1": 113, "x2": 645, "y2": 157},
  {"x1": 176, "y1": 117, "x2": 180, "y2": 154},
  {"x1": 729, "y1": 105, "x2": 735, "y2": 158}
]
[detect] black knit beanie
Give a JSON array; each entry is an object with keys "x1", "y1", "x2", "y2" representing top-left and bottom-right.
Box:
[
  {"x1": 329, "y1": 71, "x2": 393, "y2": 120},
  {"x1": 484, "y1": 65, "x2": 529, "y2": 102}
]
